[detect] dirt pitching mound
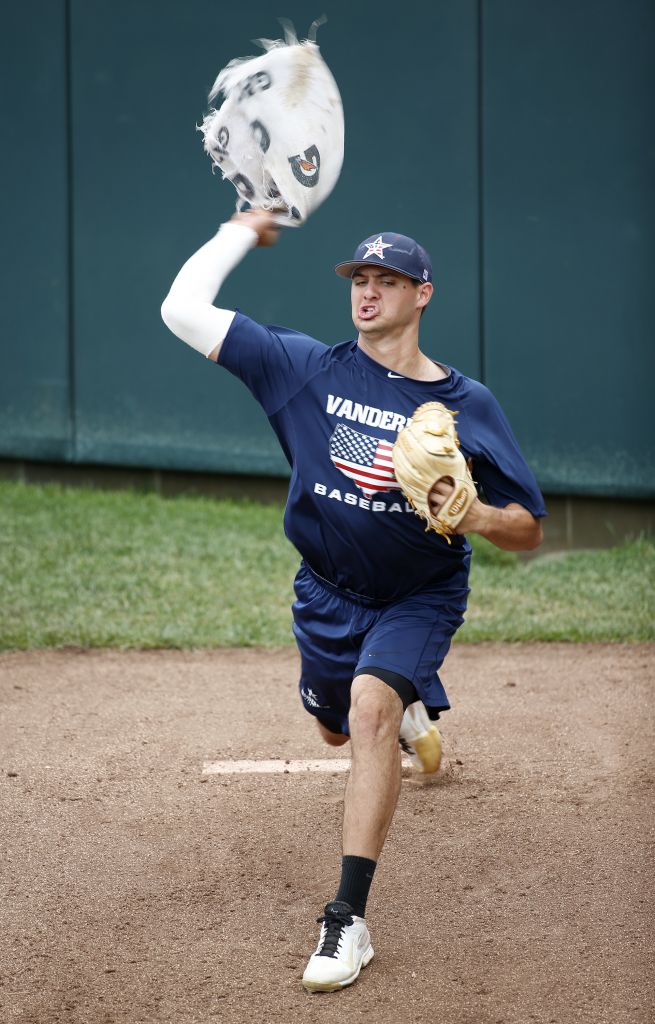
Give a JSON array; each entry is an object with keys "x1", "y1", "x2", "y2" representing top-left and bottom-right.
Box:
[{"x1": 1, "y1": 643, "x2": 653, "y2": 1024}]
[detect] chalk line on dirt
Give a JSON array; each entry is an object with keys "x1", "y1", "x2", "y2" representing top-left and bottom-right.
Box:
[
  {"x1": 203, "y1": 759, "x2": 351, "y2": 774},
  {"x1": 202, "y1": 758, "x2": 414, "y2": 774}
]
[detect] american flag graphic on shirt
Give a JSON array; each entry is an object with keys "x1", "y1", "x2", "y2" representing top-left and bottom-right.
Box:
[{"x1": 329, "y1": 423, "x2": 402, "y2": 498}]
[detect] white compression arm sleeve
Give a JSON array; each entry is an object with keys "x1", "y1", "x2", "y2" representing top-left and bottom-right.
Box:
[{"x1": 160, "y1": 221, "x2": 258, "y2": 359}]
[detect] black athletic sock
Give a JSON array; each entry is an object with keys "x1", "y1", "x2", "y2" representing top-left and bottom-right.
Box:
[{"x1": 334, "y1": 855, "x2": 377, "y2": 918}]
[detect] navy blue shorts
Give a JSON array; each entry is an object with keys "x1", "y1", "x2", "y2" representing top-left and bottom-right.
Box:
[{"x1": 291, "y1": 562, "x2": 469, "y2": 735}]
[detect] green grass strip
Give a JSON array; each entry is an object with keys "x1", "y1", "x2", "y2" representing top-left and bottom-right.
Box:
[
  {"x1": 0, "y1": 482, "x2": 652, "y2": 650},
  {"x1": 462, "y1": 535, "x2": 653, "y2": 642}
]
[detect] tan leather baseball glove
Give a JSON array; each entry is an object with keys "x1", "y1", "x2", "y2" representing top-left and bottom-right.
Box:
[{"x1": 393, "y1": 402, "x2": 477, "y2": 542}]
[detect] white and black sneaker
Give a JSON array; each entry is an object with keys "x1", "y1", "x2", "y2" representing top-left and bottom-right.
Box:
[
  {"x1": 302, "y1": 900, "x2": 374, "y2": 993},
  {"x1": 399, "y1": 701, "x2": 443, "y2": 774}
]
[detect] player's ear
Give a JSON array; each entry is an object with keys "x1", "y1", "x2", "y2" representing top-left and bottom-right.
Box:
[{"x1": 417, "y1": 282, "x2": 433, "y2": 311}]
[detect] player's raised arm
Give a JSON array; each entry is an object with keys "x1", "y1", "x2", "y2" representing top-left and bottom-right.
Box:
[{"x1": 160, "y1": 209, "x2": 280, "y2": 362}]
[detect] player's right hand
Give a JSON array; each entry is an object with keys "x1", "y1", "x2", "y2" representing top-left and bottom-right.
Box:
[{"x1": 230, "y1": 209, "x2": 280, "y2": 248}]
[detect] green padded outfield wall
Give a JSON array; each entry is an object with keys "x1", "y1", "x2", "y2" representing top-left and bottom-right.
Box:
[
  {"x1": 0, "y1": 1, "x2": 653, "y2": 494},
  {"x1": 481, "y1": 0, "x2": 655, "y2": 496},
  {"x1": 0, "y1": 4, "x2": 71, "y2": 460}
]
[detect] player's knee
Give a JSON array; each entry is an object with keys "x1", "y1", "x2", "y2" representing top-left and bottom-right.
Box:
[
  {"x1": 349, "y1": 675, "x2": 403, "y2": 744},
  {"x1": 316, "y1": 719, "x2": 349, "y2": 746}
]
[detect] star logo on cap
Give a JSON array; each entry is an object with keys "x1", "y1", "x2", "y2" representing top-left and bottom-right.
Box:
[{"x1": 362, "y1": 236, "x2": 393, "y2": 260}]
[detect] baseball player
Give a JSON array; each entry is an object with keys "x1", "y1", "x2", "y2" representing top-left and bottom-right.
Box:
[{"x1": 161, "y1": 210, "x2": 546, "y2": 992}]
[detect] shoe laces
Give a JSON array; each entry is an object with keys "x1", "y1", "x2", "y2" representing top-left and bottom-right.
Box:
[{"x1": 316, "y1": 902, "x2": 354, "y2": 958}]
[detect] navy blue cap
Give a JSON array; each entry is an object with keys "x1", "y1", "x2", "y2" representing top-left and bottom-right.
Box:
[{"x1": 335, "y1": 232, "x2": 432, "y2": 284}]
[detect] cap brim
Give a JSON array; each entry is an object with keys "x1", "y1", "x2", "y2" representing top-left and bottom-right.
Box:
[{"x1": 334, "y1": 259, "x2": 422, "y2": 282}]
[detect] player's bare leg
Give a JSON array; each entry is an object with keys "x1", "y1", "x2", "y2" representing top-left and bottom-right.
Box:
[
  {"x1": 315, "y1": 691, "x2": 441, "y2": 770},
  {"x1": 302, "y1": 674, "x2": 401, "y2": 992},
  {"x1": 343, "y1": 674, "x2": 403, "y2": 860}
]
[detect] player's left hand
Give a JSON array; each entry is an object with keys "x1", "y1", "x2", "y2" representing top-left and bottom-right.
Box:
[
  {"x1": 393, "y1": 403, "x2": 478, "y2": 542},
  {"x1": 428, "y1": 478, "x2": 485, "y2": 534}
]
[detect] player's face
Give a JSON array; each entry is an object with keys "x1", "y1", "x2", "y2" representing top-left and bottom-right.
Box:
[{"x1": 350, "y1": 266, "x2": 424, "y2": 335}]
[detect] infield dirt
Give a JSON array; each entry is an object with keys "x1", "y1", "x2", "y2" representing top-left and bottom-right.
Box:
[{"x1": 1, "y1": 644, "x2": 653, "y2": 1024}]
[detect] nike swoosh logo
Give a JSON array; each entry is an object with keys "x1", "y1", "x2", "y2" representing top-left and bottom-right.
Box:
[{"x1": 387, "y1": 372, "x2": 404, "y2": 378}]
